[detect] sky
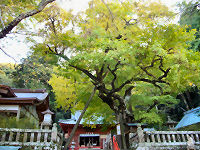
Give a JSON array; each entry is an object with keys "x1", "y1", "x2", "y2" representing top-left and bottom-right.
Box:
[{"x1": 0, "y1": 0, "x2": 183, "y2": 64}]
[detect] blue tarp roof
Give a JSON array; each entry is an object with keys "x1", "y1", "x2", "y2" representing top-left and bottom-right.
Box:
[
  {"x1": 175, "y1": 107, "x2": 200, "y2": 129},
  {"x1": 0, "y1": 146, "x2": 21, "y2": 150}
]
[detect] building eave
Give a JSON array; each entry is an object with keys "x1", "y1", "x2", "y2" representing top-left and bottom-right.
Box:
[{"x1": 0, "y1": 98, "x2": 38, "y2": 105}]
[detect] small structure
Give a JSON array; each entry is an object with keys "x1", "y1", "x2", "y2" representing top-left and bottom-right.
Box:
[
  {"x1": 59, "y1": 111, "x2": 114, "y2": 150},
  {"x1": 175, "y1": 107, "x2": 200, "y2": 129},
  {"x1": 41, "y1": 109, "x2": 54, "y2": 129},
  {"x1": 166, "y1": 116, "x2": 177, "y2": 129},
  {"x1": 0, "y1": 85, "x2": 49, "y2": 126}
]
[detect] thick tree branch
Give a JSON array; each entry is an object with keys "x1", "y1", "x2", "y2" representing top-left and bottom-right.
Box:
[
  {"x1": 112, "y1": 78, "x2": 133, "y2": 93},
  {"x1": 138, "y1": 55, "x2": 160, "y2": 79},
  {"x1": 49, "y1": 17, "x2": 57, "y2": 35},
  {"x1": 143, "y1": 55, "x2": 160, "y2": 70},
  {"x1": 47, "y1": 44, "x2": 54, "y2": 53},
  {"x1": 69, "y1": 64, "x2": 98, "y2": 82},
  {"x1": 157, "y1": 56, "x2": 171, "y2": 80},
  {"x1": 107, "y1": 61, "x2": 120, "y2": 89},
  {"x1": 111, "y1": 76, "x2": 168, "y2": 94},
  {"x1": 0, "y1": 0, "x2": 55, "y2": 39},
  {"x1": 124, "y1": 86, "x2": 134, "y2": 98},
  {"x1": 153, "y1": 83, "x2": 163, "y2": 94},
  {"x1": 98, "y1": 92, "x2": 118, "y2": 113},
  {"x1": 158, "y1": 68, "x2": 171, "y2": 80},
  {"x1": 138, "y1": 55, "x2": 171, "y2": 86},
  {"x1": 139, "y1": 65, "x2": 156, "y2": 79},
  {"x1": 46, "y1": 45, "x2": 70, "y2": 61},
  {"x1": 96, "y1": 64, "x2": 106, "y2": 81}
]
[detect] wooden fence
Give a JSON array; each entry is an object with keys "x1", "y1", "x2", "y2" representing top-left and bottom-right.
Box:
[
  {"x1": 134, "y1": 125, "x2": 200, "y2": 149},
  {"x1": 0, "y1": 123, "x2": 62, "y2": 150}
]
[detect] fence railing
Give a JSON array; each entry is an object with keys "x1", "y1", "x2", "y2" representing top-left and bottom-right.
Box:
[
  {"x1": 0, "y1": 123, "x2": 62, "y2": 149},
  {"x1": 135, "y1": 125, "x2": 199, "y2": 149}
]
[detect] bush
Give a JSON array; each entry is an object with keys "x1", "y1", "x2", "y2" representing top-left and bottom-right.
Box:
[{"x1": 0, "y1": 115, "x2": 38, "y2": 129}]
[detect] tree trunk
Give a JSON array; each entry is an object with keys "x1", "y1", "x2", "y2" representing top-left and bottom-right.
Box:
[
  {"x1": 180, "y1": 93, "x2": 190, "y2": 110},
  {"x1": 186, "y1": 91, "x2": 192, "y2": 108},
  {"x1": 64, "y1": 87, "x2": 96, "y2": 150},
  {"x1": 118, "y1": 112, "x2": 127, "y2": 149}
]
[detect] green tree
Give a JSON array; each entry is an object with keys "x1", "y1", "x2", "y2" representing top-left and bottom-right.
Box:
[
  {"x1": 167, "y1": 0, "x2": 200, "y2": 122},
  {"x1": 31, "y1": 0, "x2": 200, "y2": 148},
  {"x1": 13, "y1": 54, "x2": 53, "y2": 89},
  {"x1": 0, "y1": 63, "x2": 15, "y2": 86},
  {"x1": 179, "y1": 0, "x2": 200, "y2": 51},
  {"x1": 45, "y1": 0, "x2": 199, "y2": 123},
  {"x1": 12, "y1": 54, "x2": 71, "y2": 122}
]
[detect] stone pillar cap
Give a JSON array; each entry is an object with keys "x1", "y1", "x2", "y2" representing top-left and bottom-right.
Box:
[{"x1": 42, "y1": 108, "x2": 54, "y2": 115}]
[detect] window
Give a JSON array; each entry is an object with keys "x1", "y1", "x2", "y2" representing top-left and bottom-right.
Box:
[{"x1": 79, "y1": 134, "x2": 100, "y2": 147}]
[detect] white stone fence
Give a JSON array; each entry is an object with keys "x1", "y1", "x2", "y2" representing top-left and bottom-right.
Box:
[
  {"x1": 134, "y1": 125, "x2": 200, "y2": 149},
  {"x1": 0, "y1": 123, "x2": 62, "y2": 149}
]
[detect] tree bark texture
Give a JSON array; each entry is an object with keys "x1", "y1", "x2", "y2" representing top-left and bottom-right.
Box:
[{"x1": 118, "y1": 112, "x2": 127, "y2": 149}]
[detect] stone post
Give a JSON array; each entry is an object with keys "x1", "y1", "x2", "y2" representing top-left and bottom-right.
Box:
[
  {"x1": 187, "y1": 135, "x2": 196, "y2": 150},
  {"x1": 51, "y1": 123, "x2": 58, "y2": 142},
  {"x1": 137, "y1": 125, "x2": 144, "y2": 143}
]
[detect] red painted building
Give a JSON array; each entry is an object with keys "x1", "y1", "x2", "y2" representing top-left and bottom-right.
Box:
[{"x1": 59, "y1": 112, "x2": 113, "y2": 150}]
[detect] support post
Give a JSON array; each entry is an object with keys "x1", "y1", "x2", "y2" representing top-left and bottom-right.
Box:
[{"x1": 16, "y1": 105, "x2": 21, "y2": 121}]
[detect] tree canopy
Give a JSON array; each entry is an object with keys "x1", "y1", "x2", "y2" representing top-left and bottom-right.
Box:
[
  {"x1": 2, "y1": 0, "x2": 199, "y2": 128},
  {"x1": 33, "y1": 0, "x2": 200, "y2": 126}
]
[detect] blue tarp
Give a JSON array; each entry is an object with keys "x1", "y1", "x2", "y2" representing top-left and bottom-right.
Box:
[
  {"x1": 175, "y1": 107, "x2": 200, "y2": 129},
  {"x1": 0, "y1": 146, "x2": 21, "y2": 150}
]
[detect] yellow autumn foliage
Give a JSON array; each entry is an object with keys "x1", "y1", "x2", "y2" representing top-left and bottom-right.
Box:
[{"x1": 49, "y1": 74, "x2": 77, "y2": 109}]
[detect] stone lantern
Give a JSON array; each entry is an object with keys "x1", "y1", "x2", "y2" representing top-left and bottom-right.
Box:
[
  {"x1": 41, "y1": 109, "x2": 54, "y2": 129},
  {"x1": 166, "y1": 116, "x2": 177, "y2": 130}
]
